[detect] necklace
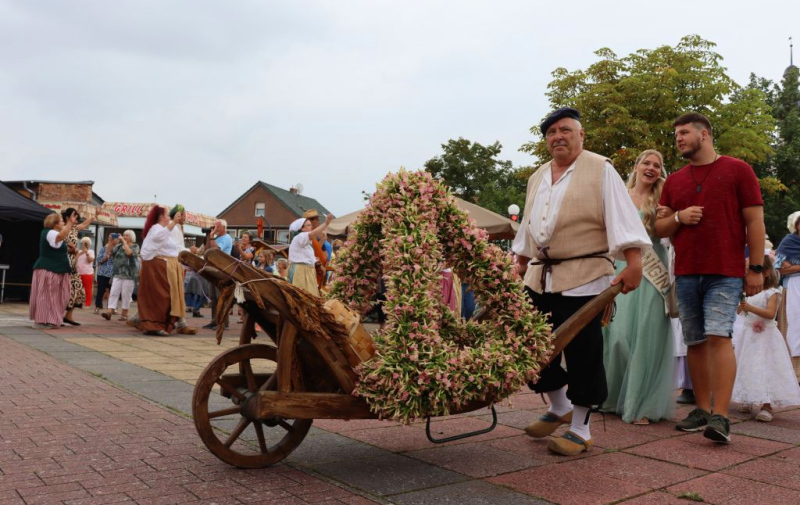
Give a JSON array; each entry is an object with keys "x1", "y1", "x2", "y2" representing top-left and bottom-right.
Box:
[{"x1": 690, "y1": 154, "x2": 720, "y2": 193}]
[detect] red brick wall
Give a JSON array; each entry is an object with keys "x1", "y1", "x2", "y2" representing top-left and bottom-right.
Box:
[
  {"x1": 36, "y1": 183, "x2": 93, "y2": 202},
  {"x1": 219, "y1": 186, "x2": 298, "y2": 228}
]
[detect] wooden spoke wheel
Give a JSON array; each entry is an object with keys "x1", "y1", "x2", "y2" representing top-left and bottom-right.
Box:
[{"x1": 192, "y1": 343, "x2": 312, "y2": 468}]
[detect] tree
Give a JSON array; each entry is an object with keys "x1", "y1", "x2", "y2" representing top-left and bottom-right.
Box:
[
  {"x1": 521, "y1": 36, "x2": 775, "y2": 178},
  {"x1": 423, "y1": 138, "x2": 527, "y2": 216},
  {"x1": 761, "y1": 64, "x2": 800, "y2": 243}
]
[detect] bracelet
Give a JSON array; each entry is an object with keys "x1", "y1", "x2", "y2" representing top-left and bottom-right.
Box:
[{"x1": 674, "y1": 211, "x2": 680, "y2": 224}]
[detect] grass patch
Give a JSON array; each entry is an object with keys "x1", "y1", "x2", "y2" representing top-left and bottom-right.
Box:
[{"x1": 678, "y1": 492, "x2": 704, "y2": 502}]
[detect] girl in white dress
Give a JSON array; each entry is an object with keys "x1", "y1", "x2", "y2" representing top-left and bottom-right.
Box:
[{"x1": 732, "y1": 256, "x2": 800, "y2": 422}]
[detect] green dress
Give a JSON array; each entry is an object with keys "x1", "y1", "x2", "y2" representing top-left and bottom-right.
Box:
[{"x1": 602, "y1": 220, "x2": 674, "y2": 423}]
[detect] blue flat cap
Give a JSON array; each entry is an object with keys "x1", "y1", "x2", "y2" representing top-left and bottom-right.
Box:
[{"x1": 541, "y1": 107, "x2": 581, "y2": 135}]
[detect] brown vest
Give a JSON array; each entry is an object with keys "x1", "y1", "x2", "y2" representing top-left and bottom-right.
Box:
[{"x1": 521, "y1": 150, "x2": 615, "y2": 293}]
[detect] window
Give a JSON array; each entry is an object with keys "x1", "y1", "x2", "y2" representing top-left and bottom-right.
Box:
[{"x1": 255, "y1": 202, "x2": 265, "y2": 217}]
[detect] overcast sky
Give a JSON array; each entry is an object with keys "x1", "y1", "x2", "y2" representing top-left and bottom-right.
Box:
[{"x1": 1, "y1": 1, "x2": 798, "y2": 217}]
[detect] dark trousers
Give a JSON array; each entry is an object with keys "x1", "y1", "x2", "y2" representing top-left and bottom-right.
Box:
[
  {"x1": 95, "y1": 275, "x2": 112, "y2": 309},
  {"x1": 526, "y1": 287, "x2": 608, "y2": 407}
]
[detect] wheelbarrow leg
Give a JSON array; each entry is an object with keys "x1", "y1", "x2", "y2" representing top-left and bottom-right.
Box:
[{"x1": 425, "y1": 405, "x2": 498, "y2": 444}]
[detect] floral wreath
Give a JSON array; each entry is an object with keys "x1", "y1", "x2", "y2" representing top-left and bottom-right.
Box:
[{"x1": 328, "y1": 170, "x2": 552, "y2": 422}]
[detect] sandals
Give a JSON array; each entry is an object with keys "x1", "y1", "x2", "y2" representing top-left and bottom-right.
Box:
[
  {"x1": 118, "y1": 316, "x2": 128, "y2": 322},
  {"x1": 633, "y1": 418, "x2": 650, "y2": 425}
]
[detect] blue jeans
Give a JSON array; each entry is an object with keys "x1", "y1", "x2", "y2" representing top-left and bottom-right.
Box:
[{"x1": 675, "y1": 275, "x2": 742, "y2": 345}]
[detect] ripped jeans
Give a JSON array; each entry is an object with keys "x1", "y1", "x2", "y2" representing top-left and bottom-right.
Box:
[{"x1": 675, "y1": 275, "x2": 742, "y2": 345}]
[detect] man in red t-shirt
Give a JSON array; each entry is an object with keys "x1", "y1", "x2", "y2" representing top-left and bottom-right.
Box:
[{"x1": 656, "y1": 112, "x2": 765, "y2": 444}]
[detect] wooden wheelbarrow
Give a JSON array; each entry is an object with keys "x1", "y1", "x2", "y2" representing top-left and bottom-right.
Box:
[{"x1": 179, "y1": 249, "x2": 622, "y2": 468}]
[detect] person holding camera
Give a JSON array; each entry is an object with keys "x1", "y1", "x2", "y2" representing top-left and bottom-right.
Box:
[
  {"x1": 102, "y1": 230, "x2": 139, "y2": 322},
  {"x1": 202, "y1": 219, "x2": 232, "y2": 330},
  {"x1": 94, "y1": 233, "x2": 118, "y2": 313},
  {"x1": 61, "y1": 208, "x2": 92, "y2": 325}
]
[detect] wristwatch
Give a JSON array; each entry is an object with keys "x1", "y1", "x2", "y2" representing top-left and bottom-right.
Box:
[
  {"x1": 674, "y1": 211, "x2": 680, "y2": 223},
  {"x1": 749, "y1": 264, "x2": 764, "y2": 274}
]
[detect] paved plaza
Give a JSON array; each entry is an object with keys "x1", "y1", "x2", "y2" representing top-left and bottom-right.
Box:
[{"x1": 3, "y1": 301, "x2": 800, "y2": 504}]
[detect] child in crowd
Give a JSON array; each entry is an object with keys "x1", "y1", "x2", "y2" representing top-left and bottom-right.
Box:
[{"x1": 732, "y1": 256, "x2": 800, "y2": 421}]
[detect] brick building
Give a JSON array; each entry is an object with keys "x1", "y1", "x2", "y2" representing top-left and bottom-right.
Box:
[{"x1": 218, "y1": 182, "x2": 331, "y2": 244}]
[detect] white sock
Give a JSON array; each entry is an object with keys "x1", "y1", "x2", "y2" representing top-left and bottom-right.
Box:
[
  {"x1": 570, "y1": 405, "x2": 592, "y2": 440},
  {"x1": 547, "y1": 386, "x2": 573, "y2": 417}
]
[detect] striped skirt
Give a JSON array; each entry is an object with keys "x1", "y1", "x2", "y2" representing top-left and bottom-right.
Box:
[{"x1": 29, "y1": 269, "x2": 71, "y2": 326}]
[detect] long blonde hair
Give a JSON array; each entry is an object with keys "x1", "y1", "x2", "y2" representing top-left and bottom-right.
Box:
[{"x1": 626, "y1": 149, "x2": 665, "y2": 236}]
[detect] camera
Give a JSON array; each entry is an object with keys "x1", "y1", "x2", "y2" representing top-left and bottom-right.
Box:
[{"x1": 201, "y1": 227, "x2": 213, "y2": 234}]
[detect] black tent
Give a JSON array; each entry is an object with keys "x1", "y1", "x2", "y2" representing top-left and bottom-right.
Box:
[
  {"x1": 0, "y1": 182, "x2": 53, "y2": 221},
  {"x1": 0, "y1": 182, "x2": 54, "y2": 301}
]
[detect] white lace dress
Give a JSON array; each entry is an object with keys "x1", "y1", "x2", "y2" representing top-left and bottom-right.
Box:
[{"x1": 732, "y1": 287, "x2": 800, "y2": 408}]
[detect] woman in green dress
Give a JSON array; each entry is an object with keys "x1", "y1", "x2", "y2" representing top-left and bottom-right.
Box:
[{"x1": 603, "y1": 150, "x2": 674, "y2": 424}]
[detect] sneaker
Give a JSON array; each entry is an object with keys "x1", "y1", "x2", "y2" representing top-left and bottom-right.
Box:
[
  {"x1": 755, "y1": 409, "x2": 774, "y2": 422},
  {"x1": 202, "y1": 323, "x2": 217, "y2": 330},
  {"x1": 739, "y1": 403, "x2": 753, "y2": 414},
  {"x1": 703, "y1": 414, "x2": 731, "y2": 443},
  {"x1": 676, "y1": 408, "x2": 711, "y2": 432},
  {"x1": 676, "y1": 389, "x2": 696, "y2": 405},
  {"x1": 192, "y1": 311, "x2": 204, "y2": 318}
]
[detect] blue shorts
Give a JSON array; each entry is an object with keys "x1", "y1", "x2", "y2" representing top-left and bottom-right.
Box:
[{"x1": 675, "y1": 275, "x2": 742, "y2": 345}]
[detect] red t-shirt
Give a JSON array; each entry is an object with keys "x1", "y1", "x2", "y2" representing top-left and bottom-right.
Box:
[{"x1": 660, "y1": 156, "x2": 762, "y2": 277}]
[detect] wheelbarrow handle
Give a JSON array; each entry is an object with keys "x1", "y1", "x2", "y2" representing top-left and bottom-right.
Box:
[{"x1": 547, "y1": 283, "x2": 624, "y2": 363}]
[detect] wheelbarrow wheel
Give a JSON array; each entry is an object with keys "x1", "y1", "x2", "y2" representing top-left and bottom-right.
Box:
[{"x1": 192, "y1": 343, "x2": 312, "y2": 468}]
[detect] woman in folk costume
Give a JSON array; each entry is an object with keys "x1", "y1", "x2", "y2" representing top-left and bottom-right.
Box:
[
  {"x1": 29, "y1": 212, "x2": 74, "y2": 328},
  {"x1": 775, "y1": 211, "x2": 800, "y2": 379},
  {"x1": 61, "y1": 208, "x2": 92, "y2": 325},
  {"x1": 602, "y1": 150, "x2": 674, "y2": 424},
  {"x1": 288, "y1": 212, "x2": 333, "y2": 297},
  {"x1": 137, "y1": 206, "x2": 187, "y2": 336}
]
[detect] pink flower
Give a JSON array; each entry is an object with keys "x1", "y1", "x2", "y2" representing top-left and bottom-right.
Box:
[{"x1": 752, "y1": 320, "x2": 766, "y2": 333}]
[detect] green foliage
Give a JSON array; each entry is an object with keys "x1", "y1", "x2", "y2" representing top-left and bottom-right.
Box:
[
  {"x1": 755, "y1": 65, "x2": 800, "y2": 243},
  {"x1": 521, "y1": 35, "x2": 775, "y2": 178},
  {"x1": 677, "y1": 492, "x2": 705, "y2": 502},
  {"x1": 424, "y1": 138, "x2": 528, "y2": 216}
]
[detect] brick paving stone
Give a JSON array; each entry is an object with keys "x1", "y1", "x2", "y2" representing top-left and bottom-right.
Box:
[
  {"x1": 667, "y1": 472, "x2": 800, "y2": 504},
  {"x1": 0, "y1": 334, "x2": 372, "y2": 505},
  {"x1": 490, "y1": 452, "x2": 704, "y2": 504},
  {"x1": 730, "y1": 420, "x2": 800, "y2": 444},
  {"x1": 625, "y1": 434, "x2": 791, "y2": 471},
  {"x1": 617, "y1": 491, "x2": 687, "y2": 504},
  {"x1": 313, "y1": 453, "x2": 468, "y2": 496},
  {"x1": 392, "y1": 480, "x2": 551, "y2": 505},
  {"x1": 722, "y1": 454, "x2": 800, "y2": 491},
  {"x1": 406, "y1": 441, "x2": 544, "y2": 478}
]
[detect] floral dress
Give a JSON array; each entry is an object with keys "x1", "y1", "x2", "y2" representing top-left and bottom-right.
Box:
[{"x1": 65, "y1": 227, "x2": 85, "y2": 309}]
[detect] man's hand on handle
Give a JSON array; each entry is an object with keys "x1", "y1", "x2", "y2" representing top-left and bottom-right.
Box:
[
  {"x1": 611, "y1": 247, "x2": 643, "y2": 294},
  {"x1": 516, "y1": 255, "x2": 530, "y2": 278}
]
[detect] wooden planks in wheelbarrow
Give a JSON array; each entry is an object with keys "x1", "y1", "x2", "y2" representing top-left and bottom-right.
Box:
[
  {"x1": 201, "y1": 249, "x2": 357, "y2": 393},
  {"x1": 179, "y1": 251, "x2": 281, "y2": 344}
]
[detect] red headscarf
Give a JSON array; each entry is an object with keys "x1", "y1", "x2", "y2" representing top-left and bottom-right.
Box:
[{"x1": 142, "y1": 206, "x2": 166, "y2": 240}]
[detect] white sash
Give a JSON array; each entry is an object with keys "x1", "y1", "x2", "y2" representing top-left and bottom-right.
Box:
[{"x1": 641, "y1": 248, "x2": 672, "y2": 314}]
